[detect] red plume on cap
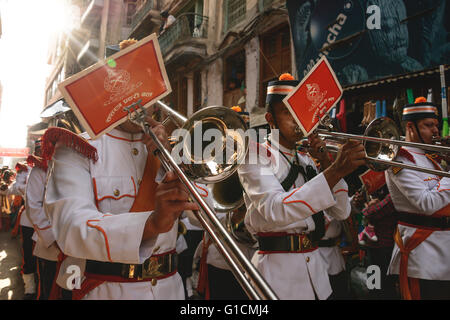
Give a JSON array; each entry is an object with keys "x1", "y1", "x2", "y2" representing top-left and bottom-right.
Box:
[
  {"x1": 414, "y1": 97, "x2": 427, "y2": 103},
  {"x1": 231, "y1": 106, "x2": 242, "y2": 113},
  {"x1": 279, "y1": 73, "x2": 295, "y2": 81}
]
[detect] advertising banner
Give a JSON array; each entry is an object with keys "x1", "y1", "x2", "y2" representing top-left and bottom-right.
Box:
[{"x1": 287, "y1": 0, "x2": 450, "y2": 87}]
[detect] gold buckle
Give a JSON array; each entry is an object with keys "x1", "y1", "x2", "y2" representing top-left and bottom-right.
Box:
[{"x1": 141, "y1": 256, "x2": 164, "y2": 279}]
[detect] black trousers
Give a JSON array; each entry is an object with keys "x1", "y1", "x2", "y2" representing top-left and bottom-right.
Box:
[
  {"x1": 367, "y1": 246, "x2": 398, "y2": 300},
  {"x1": 207, "y1": 264, "x2": 248, "y2": 300},
  {"x1": 178, "y1": 230, "x2": 204, "y2": 298},
  {"x1": 20, "y1": 226, "x2": 37, "y2": 275},
  {"x1": 419, "y1": 279, "x2": 450, "y2": 300},
  {"x1": 328, "y1": 270, "x2": 351, "y2": 300},
  {"x1": 37, "y1": 258, "x2": 57, "y2": 300}
]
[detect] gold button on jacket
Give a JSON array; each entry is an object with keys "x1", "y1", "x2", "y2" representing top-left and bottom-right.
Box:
[
  {"x1": 113, "y1": 189, "x2": 120, "y2": 197},
  {"x1": 132, "y1": 148, "x2": 139, "y2": 156}
]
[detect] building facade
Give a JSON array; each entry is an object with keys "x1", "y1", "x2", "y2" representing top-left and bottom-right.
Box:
[
  {"x1": 42, "y1": 0, "x2": 296, "y2": 131},
  {"x1": 129, "y1": 0, "x2": 296, "y2": 128}
]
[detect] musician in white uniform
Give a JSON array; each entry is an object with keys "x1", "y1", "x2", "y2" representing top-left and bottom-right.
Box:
[
  {"x1": 386, "y1": 97, "x2": 450, "y2": 300},
  {"x1": 25, "y1": 150, "x2": 60, "y2": 300},
  {"x1": 43, "y1": 39, "x2": 198, "y2": 300},
  {"x1": 238, "y1": 74, "x2": 366, "y2": 300},
  {"x1": 1, "y1": 150, "x2": 36, "y2": 299}
]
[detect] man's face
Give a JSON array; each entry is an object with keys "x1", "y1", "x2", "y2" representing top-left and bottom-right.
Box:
[
  {"x1": 409, "y1": 118, "x2": 440, "y2": 144},
  {"x1": 35, "y1": 146, "x2": 42, "y2": 157},
  {"x1": 369, "y1": 0, "x2": 408, "y2": 63},
  {"x1": 117, "y1": 119, "x2": 143, "y2": 134},
  {"x1": 266, "y1": 101, "x2": 303, "y2": 146}
]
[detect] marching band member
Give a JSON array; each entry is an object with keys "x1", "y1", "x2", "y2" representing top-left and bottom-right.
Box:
[
  {"x1": 1, "y1": 149, "x2": 36, "y2": 299},
  {"x1": 386, "y1": 97, "x2": 450, "y2": 300},
  {"x1": 43, "y1": 39, "x2": 198, "y2": 300},
  {"x1": 189, "y1": 204, "x2": 256, "y2": 300},
  {"x1": 237, "y1": 74, "x2": 366, "y2": 300},
  {"x1": 25, "y1": 145, "x2": 60, "y2": 300}
]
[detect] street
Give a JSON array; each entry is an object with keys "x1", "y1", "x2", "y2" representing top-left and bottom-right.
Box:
[{"x1": 0, "y1": 230, "x2": 24, "y2": 300}]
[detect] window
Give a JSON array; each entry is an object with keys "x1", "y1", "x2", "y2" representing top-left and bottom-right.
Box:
[
  {"x1": 225, "y1": 0, "x2": 246, "y2": 31},
  {"x1": 168, "y1": 75, "x2": 188, "y2": 117},
  {"x1": 126, "y1": 1, "x2": 137, "y2": 26},
  {"x1": 223, "y1": 50, "x2": 246, "y2": 109},
  {"x1": 193, "y1": 71, "x2": 202, "y2": 113},
  {"x1": 259, "y1": 25, "x2": 292, "y2": 108}
]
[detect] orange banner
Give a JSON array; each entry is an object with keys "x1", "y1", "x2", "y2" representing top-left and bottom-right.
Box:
[
  {"x1": 359, "y1": 169, "x2": 386, "y2": 195},
  {"x1": 283, "y1": 56, "x2": 343, "y2": 136},
  {"x1": 59, "y1": 34, "x2": 171, "y2": 139},
  {"x1": 0, "y1": 148, "x2": 30, "y2": 158}
]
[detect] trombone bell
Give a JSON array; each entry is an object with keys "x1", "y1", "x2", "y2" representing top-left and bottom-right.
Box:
[{"x1": 363, "y1": 118, "x2": 401, "y2": 171}]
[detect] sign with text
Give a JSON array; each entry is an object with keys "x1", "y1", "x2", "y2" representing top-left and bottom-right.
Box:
[
  {"x1": 0, "y1": 148, "x2": 30, "y2": 158},
  {"x1": 283, "y1": 56, "x2": 343, "y2": 136},
  {"x1": 59, "y1": 34, "x2": 171, "y2": 139},
  {"x1": 359, "y1": 169, "x2": 386, "y2": 195}
]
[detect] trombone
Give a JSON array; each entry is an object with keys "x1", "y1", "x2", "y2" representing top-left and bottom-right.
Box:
[
  {"x1": 124, "y1": 100, "x2": 278, "y2": 300},
  {"x1": 302, "y1": 117, "x2": 450, "y2": 178}
]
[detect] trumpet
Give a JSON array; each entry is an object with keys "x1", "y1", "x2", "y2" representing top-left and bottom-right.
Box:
[
  {"x1": 299, "y1": 117, "x2": 450, "y2": 178},
  {"x1": 432, "y1": 136, "x2": 450, "y2": 147}
]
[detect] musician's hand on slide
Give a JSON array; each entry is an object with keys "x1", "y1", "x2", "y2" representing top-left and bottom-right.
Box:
[{"x1": 142, "y1": 172, "x2": 199, "y2": 241}]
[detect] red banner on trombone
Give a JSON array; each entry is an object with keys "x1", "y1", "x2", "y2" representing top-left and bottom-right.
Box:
[
  {"x1": 283, "y1": 56, "x2": 343, "y2": 136},
  {"x1": 59, "y1": 34, "x2": 172, "y2": 139},
  {"x1": 359, "y1": 169, "x2": 386, "y2": 195}
]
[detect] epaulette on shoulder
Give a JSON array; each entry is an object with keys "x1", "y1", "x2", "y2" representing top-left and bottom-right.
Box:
[
  {"x1": 391, "y1": 166, "x2": 403, "y2": 175},
  {"x1": 41, "y1": 127, "x2": 98, "y2": 164},
  {"x1": 398, "y1": 148, "x2": 416, "y2": 164},
  {"x1": 14, "y1": 162, "x2": 28, "y2": 173},
  {"x1": 27, "y1": 155, "x2": 48, "y2": 171}
]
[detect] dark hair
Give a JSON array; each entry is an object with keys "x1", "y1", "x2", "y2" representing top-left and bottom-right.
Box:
[{"x1": 161, "y1": 11, "x2": 169, "y2": 18}]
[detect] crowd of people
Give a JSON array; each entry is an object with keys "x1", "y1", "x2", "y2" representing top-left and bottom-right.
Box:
[{"x1": 0, "y1": 39, "x2": 449, "y2": 301}]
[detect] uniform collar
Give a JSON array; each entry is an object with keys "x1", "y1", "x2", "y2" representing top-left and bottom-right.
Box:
[
  {"x1": 267, "y1": 134, "x2": 297, "y2": 157},
  {"x1": 403, "y1": 146, "x2": 426, "y2": 155},
  {"x1": 106, "y1": 128, "x2": 144, "y2": 142}
]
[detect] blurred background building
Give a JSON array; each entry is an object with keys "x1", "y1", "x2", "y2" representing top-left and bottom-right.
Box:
[{"x1": 37, "y1": 0, "x2": 295, "y2": 138}]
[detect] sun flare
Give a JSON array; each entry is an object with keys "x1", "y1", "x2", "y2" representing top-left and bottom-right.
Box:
[{"x1": 0, "y1": 0, "x2": 75, "y2": 161}]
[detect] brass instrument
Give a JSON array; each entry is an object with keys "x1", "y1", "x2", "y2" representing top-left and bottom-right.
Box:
[
  {"x1": 125, "y1": 100, "x2": 278, "y2": 300},
  {"x1": 301, "y1": 117, "x2": 450, "y2": 178}
]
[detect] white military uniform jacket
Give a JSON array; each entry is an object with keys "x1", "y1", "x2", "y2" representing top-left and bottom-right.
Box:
[
  {"x1": 318, "y1": 214, "x2": 346, "y2": 276},
  {"x1": 44, "y1": 128, "x2": 183, "y2": 300},
  {"x1": 386, "y1": 146, "x2": 450, "y2": 280},
  {"x1": 25, "y1": 166, "x2": 59, "y2": 262},
  {"x1": 1, "y1": 168, "x2": 33, "y2": 227},
  {"x1": 238, "y1": 137, "x2": 351, "y2": 300}
]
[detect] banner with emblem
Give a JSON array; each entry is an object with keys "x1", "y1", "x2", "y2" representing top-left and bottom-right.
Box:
[
  {"x1": 358, "y1": 169, "x2": 386, "y2": 195},
  {"x1": 283, "y1": 56, "x2": 343, "y2": 136},
  {"x1": 58, "y1": 33, "x2": 171, "y2": 139}
]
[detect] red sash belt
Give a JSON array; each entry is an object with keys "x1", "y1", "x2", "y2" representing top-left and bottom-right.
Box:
[{"x1": 394, "y1": 204, "x2": 450, "y2": 300}]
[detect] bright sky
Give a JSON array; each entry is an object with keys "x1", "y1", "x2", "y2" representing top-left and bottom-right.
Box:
[{"x1": 0, "y1": 0, "x2": 73, "y2": 155}]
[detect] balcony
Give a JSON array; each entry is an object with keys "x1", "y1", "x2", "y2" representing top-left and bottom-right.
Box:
[
  {"x1": 130, "y1": 0, "x2": 154, "y2": 32},
  {"x1": 158, "y1": 13, "x2": 208, "y2": 64},
  {"x1": 80, "y1": 0, "x2": 104, "y2": 27}
]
